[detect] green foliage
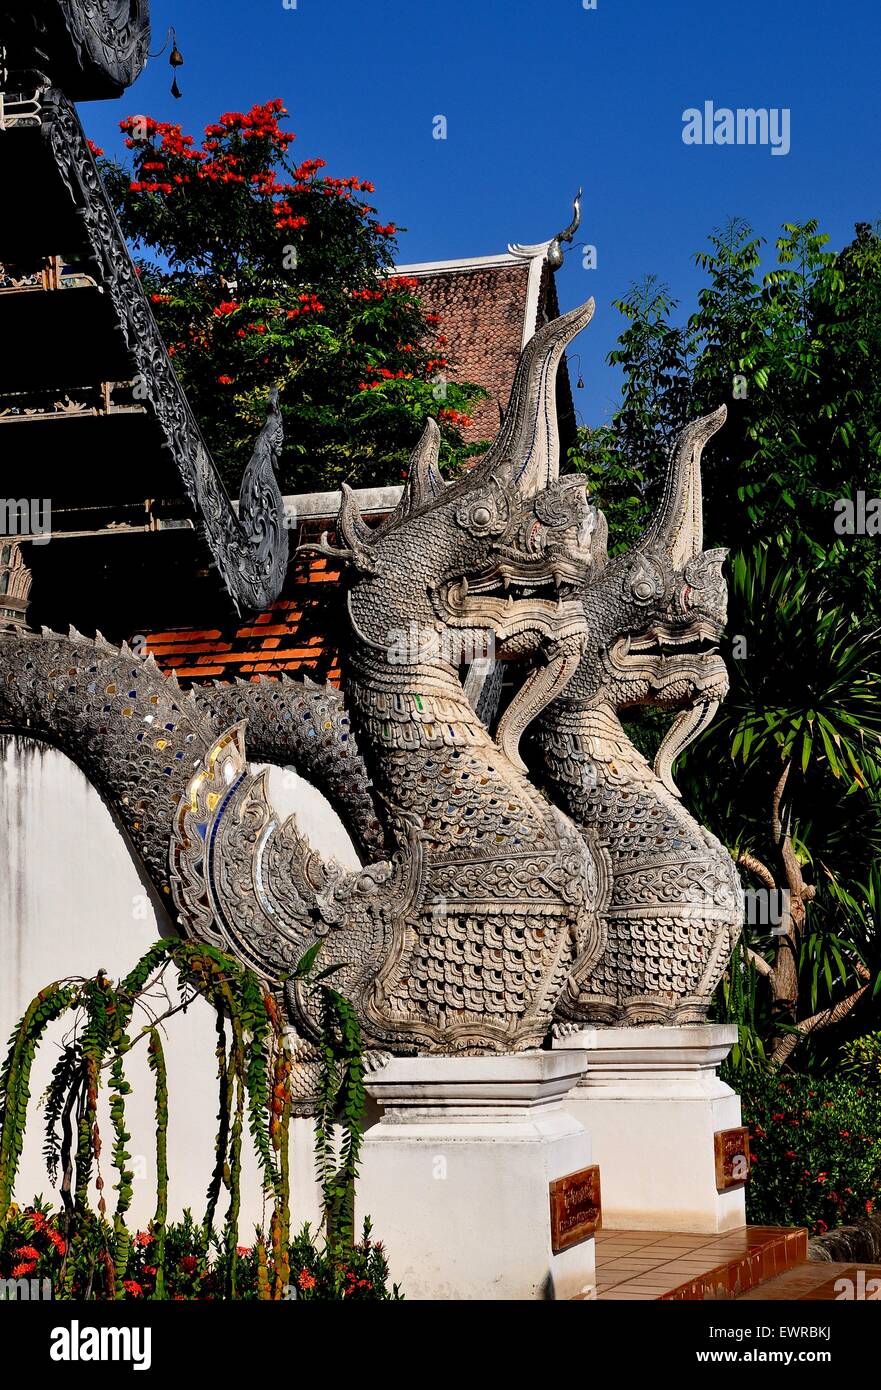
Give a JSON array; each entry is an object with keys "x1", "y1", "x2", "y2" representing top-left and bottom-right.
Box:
[
  {"x1": 0, "y1": 1205, "x2": 401, "y2": 1300},
  {"x1": 0, "y1": 984, "x2": 77, "y2": 1235},
  {"x1": 841, "y1": 1032, "x2": 881, "y2": 1082},
  {"x1": 739, "y1": 1072, "x2": 881, "y2": 1234},
  {"x1": 593, "y1": 215, "x2": 881, "y2": 1071},
  {"x1": 100, "y1": 102, "x2": 486, "y2": 494},
  {"x1": 289, "y1": 1218, "x2": 400, "y2": 1300},
  {"x1": 147, "y1": 1029, "x2": 168, "y2": 1300},
  {"x1": 313, "y1": 987, "x2": 365, "y2": 1251},
  {"x1": 714, "y1": 936, "x2": 770, "y2": 1073},
  {"x1": 0, "y1": 936, "x2": 391, "y2": 1299}
]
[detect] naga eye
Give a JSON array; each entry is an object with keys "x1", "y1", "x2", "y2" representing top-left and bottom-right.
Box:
[
  {"x1": 472, "y1": 506, "x2": 492, "y2": 526},
  {"x1": 626, "y1": 554, "x2": 665, "y2": 603}
]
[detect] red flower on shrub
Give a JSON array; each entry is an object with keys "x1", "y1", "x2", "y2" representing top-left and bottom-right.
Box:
[
  {"x1": 298, "y1": 1268, "x2": 316, "y2": 1291},
  {"x1": 179, "y1": 1255, "x2": 198, "y2": 1274},
  {"x1": 123, "y1": 1280, "x2": 144, "y2": 1297}
]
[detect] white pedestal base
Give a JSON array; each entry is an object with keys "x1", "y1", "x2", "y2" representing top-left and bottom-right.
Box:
[
  {"x1": 357, "y1": 1051, "x2": 596, "y2": 1300},
  {"x1": 553, "y1": 1025, "x2": 745, "y2": 1234}
]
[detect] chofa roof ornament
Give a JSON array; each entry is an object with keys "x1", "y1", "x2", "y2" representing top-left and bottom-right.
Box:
[
  {"x1": 508, "y1": 189, "x2": 584, "y2": 271},
  {"x1": 546, "y1": 188, "x2": 583, "y2": 270}
]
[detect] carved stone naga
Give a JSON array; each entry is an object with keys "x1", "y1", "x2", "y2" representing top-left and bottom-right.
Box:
[
  {"x1": 0, "y1": 302, "x2": 611, "y2": 1063},
  {"x1": 197, "y1": 385, "x2": 745, "y2": 1034},
  {"x1": 533, "y1": 407, "x2": 744, "y2": 1026},
  {"x1": 0, "y1": 1, "x2": 289, "y2": 614}
]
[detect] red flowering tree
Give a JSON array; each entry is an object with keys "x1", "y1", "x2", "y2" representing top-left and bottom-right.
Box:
[{"x1": 100, "y1": 100, "x2": 485, "y2": 493}]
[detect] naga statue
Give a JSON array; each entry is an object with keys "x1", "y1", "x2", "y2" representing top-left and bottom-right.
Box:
[
  {"x1": 533, "y1": 406, "x2": 744, "y2": 1026},
  {"x1": 0, "y1": 302, "x2": 610, "y2": 1063},
  {"x1": 189, "y1": 393, "x2": 744, "y2": 1034},
  {"x1": 201, "y1": 405, "x2": 745, "y2": 1031}
]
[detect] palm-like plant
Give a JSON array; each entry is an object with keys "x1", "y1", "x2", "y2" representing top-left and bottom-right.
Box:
[{"x1": 678, "y1": 545, "x2": 881, "y2": 1065}]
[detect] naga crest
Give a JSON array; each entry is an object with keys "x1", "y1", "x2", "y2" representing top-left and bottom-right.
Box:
[
  {"x1": 571, "y1": 405, "x2": 731, "y2": 793},
  {"x1": 307, "y1": 299, "x2": 601, "y2": 767}
]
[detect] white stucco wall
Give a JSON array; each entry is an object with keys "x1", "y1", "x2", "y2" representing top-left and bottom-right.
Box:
[{"x1": 0, "y1": 735, "x2": 360, "y2": 1235}]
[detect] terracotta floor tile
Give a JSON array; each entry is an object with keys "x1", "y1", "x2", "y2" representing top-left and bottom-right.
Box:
[
  {"x1": 596, "y1": 1290, "x2": 655, "y2": 1300},
  {"x1": 615, "y1": 1276, "x2": 688, "y2": 1290},
  {"x1": 655, "y1": 1259, "x2": 728, "y2": 1275}
]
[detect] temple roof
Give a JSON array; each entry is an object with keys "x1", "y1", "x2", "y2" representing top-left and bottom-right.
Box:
[{"x1": 396, "y1": 242, "x2": 570, "y2": 443}]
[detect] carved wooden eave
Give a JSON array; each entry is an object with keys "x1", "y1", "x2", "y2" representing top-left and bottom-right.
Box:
[
  {"x1": 0, "y1": 0, "x2": 150, "y2": 101},
  {"x1": 0, "y1": 4, "x2": 289, "y2": 616}
]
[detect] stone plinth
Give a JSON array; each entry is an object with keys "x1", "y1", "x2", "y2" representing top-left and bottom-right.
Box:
[
  {"x1": 553, "y1": 1025, "x2": 745, "y2": 1234},
  {"x1": 357, "y1": 1050, "x2": 596, "y2": 1300}
]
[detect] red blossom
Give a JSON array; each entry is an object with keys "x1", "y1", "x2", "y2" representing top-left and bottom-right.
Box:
[{"x1": 46, "y1": 1229, "x2": 66, "y2": 1255}]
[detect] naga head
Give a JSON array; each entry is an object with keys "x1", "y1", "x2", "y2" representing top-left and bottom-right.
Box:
[
  {"x1": 302, "y1": 300, "x2": 600, "y2": 766},
  {"x1": 568, "y1": 405, "x2": 731, "y2": 793}
]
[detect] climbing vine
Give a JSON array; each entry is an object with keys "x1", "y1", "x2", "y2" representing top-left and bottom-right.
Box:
[{"x1": 0, "y1": 938, "x2": 397, "y2": 1299}]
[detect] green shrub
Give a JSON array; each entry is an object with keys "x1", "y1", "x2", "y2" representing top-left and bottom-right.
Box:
[
  {"x1": 740, "y1": 1071, "x2": 881, "y2": 1235},
  {"x1": 1, "y1": 1202, "x2": 401, "y2": 1300},
  {"x1": 841, "y1": 1032, "x2": 881, "y2": 1083}
]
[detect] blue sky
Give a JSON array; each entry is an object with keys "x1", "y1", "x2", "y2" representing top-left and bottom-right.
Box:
[{"x1": 83, "y1": 0, "x2": 881, "y2": 426}]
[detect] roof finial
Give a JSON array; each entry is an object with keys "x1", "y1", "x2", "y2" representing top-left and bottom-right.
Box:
[{"x1": 546, "y1": 188, "x2": 582, "y2": 269}]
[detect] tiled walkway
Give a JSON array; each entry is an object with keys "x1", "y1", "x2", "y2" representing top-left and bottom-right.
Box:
[{"x1": 594, "y1": 1226, "x2": 807, "y2": 1300}]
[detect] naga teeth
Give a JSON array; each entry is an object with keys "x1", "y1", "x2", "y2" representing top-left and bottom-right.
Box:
[{"x1": 507, "y1": 593, "x2": 515, "y2": 609}]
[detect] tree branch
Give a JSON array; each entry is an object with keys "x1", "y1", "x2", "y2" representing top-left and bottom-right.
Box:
[
  {"x1": 747, "y1": 948, "x2": 774, "y2": 978},
  {"x1": 737, "y1": 851, "x2": 777, "y2": 892},
  {"x1": 771, "y1": 761, "x2": 791, "y2": 846},
  {"x1": 771, "y1": 975, "x2": 871, "y2": 1066}
]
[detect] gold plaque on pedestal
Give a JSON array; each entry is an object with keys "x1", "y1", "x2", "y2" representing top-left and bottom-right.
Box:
[
  {"x1": 549, "y1": 1165, "x2": 601, "y2": 1253},
  {"x1": 714, "y1": 1126, "x2": 751, "y2": 1191}
]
